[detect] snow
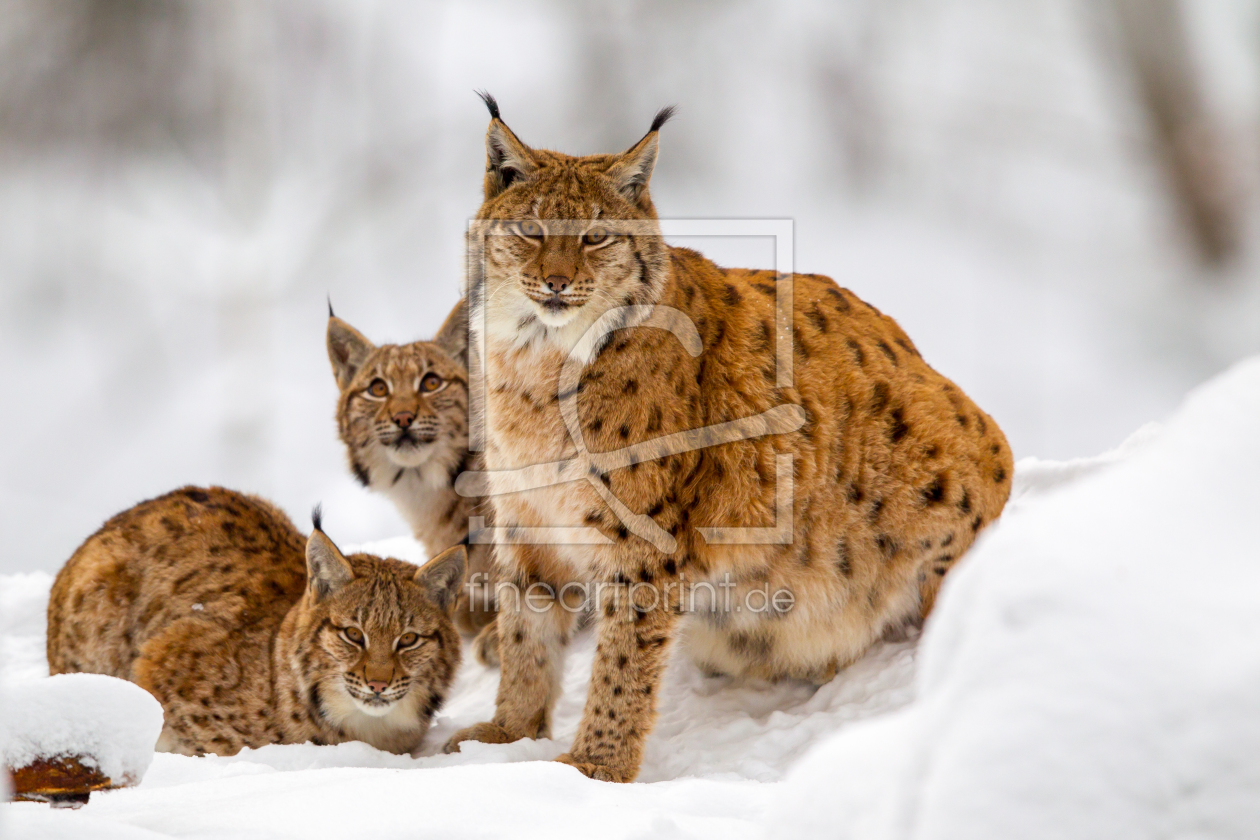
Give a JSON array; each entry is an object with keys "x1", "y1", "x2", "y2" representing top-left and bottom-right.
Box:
[
  {"x1": 1, "y1": 674, "x2": 163, "y2": 787},
  {"x1": 0, "y1": 573, "x2": 52, "y2": 685},
  {"x1": 768, "y1": 357, "x2": 1260, "y2": 838},
  {"x1": 5, "y1": 357, "x2": 1260, "y2": 836}
]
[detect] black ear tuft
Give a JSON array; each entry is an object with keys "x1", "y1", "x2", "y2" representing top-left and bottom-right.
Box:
[
  {"x1": 311, "y1": 504, "x2": 323, "y2": 533},
  {"x1": 476, "y1": 90, "x2": 501, "y2": 121},
  {"x1": 650, "y1": 105, "x2": 677, "y2": 133},
  {"x1": 305, "y1": 522, "x2": 353, "y2": 600},
  {"x1": 326, "y1": 295, "x2": 335, "y2": 319}
]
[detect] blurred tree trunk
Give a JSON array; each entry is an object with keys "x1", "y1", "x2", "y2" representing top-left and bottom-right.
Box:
[{"x1": 1111, "y1": 0, "x2": 1242, "y2": 266}]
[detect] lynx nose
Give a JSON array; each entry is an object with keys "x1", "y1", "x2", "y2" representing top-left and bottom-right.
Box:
[
  {"x1": 544, "y1": 275, "x2": 571, "y2": 294},
  {"x1": 392, "y1": 411, "x2": 415, "y2": 429},
  {"x1": 366, "y1": 680, "x2": 389, "y2": 695}
]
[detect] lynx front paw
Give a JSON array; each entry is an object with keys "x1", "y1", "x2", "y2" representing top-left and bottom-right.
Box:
[
  {"x1": 553, "y1": 753, "x2": 636, "y2": 783},
  {"x1": 442, "y1": 722, "x2": 516, "y2": 754}
]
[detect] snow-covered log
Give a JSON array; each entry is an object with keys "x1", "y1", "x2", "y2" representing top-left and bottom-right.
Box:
[{"x1": 3, "y1": 674, "x2": 162, "y2": 808}]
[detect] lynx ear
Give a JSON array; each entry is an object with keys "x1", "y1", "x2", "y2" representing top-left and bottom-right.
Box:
[
  {"x1": 479, "y1": 92, "x2": 538, "y2": 200},
  {"x1": 327, "y1": 316, "x2": 375, "y2": 391},
  {"x1": 432, "y1": 297, "x2": 468, "y2": 367},
  {"x1": 306, "y1": 509, "x2": 354, "y2": 601},
  {"x1": 606, "y1": 106, "x2": 674, "y2": 206},
  {"x1": 415, "y1": 544, "x2": 467, "y2": 613}
]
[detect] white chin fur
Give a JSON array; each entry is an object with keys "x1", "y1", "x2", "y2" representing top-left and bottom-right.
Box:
[
  {"x1": 350, "y1": 695, "x2": 399, "y2": 718},
  {"x1": 481, "y1": 285, "x2": 604, "y2": 355},
  {"x1": 535, "y1": 302, "x2": 581, "y2": 328},
  {"x1": 383, "y1": 442, "x2": 434, "y2": 469}
]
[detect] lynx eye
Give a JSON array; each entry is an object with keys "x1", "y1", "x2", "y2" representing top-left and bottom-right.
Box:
[
  {"x1": 582, "y1": 227, "x2": 610, "y2": 246},
  {"x1": 420, "y1": 373, "x2": 442, "y2": 393},
  {"x1": 366, "y1": 379, "x2": 389, "y2": 398},
  {"x1": 397, "y1": 632, "x2": 420, "y2": 649},
  {"x1": 515, "y1": 220, "x2": 544, "y2": 240},
  {"x1": 341, "y1": 627, "x2": 365, "y2": 646}
]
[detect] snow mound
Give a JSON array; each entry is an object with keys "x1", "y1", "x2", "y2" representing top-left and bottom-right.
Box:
[
  {"x1": 2, "y1": 674, "x2": 163, "y2": 787},
  {"x1": 770, "y1": 357, "x2": 1260, "y2": 838},
  {"x1": 0, "y1": 572, "x2": 52, "y2": 685},
  {"x1": 6, "y1": 359, "x2": 1260, "y2": 836}
]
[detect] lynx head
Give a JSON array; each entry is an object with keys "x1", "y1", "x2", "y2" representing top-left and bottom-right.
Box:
[
  {"x1": 327, "y1": 302, "x2": 469, "y2": 490},
  {"x1": 297, "y1": 511, "x2": 464, "y2": 724},
  {"x1": 471, "y1": 93, "x2": 675, "y2": 353}
]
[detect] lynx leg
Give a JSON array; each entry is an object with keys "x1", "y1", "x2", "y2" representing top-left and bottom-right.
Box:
[
  {"x1": 444, "y1": 551, "x2": 575, "y2": 752},
  {"x1": 554, "y1": 587, "x2": 680, "y2": 783},
  {"x1": 131, "y1": 622, "x2": 247, "y2": 757},
  {"x1": 473, "y1": 620, "x2": 500, "y2": 668}
]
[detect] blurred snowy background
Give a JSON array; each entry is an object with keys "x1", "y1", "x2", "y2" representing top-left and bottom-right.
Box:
[{"x1": 2, "y1": 0, "x2": 1259, "y2": 574}]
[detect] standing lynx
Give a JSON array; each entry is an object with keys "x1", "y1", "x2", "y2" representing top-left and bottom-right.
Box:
[
  {"x1": 47, "y1": 486, "x2": 465, "y2": 757},
  {"x1": 444, "y1": 96, "x2": 1013, "y2": 783},
  {"x1": 326, "y1": 299, "x2": 496, "y2": 637}
]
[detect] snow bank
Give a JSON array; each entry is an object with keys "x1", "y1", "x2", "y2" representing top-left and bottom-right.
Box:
[
  {"x1": 770, "y1": 357, "x2": 1260, "y2": 838},
  {"x1": 6, "y1": 359, "x2": 1260, "y2": 836},
  {"x1": 2, "y1": 674, "x2": 163, "y2": 788},
  {"x1": 0, "y1": 572, "x2": 52, "y2": 684}
]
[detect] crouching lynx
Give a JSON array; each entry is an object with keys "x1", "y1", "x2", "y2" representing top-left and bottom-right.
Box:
[
  {"x1": 327, "y1": 301, "x2": 497, "y2": 641},
  {"x1": 47, "y1": 486, "x2": 465, "y2": 757},
  {"x1": 443, "y1": 96, "x2": 1013, "y2": 782}
]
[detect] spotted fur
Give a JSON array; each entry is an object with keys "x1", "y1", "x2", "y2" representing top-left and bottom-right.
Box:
[
  {"x1": 444, "y1": 98, "x2": 1013, "y2": 782},
  {"x1": 47, "y1": 486, "x2": 464, "y2": 757},
  {"x1": 327, "y1": 301, "x2": 496, "y2": 636}
]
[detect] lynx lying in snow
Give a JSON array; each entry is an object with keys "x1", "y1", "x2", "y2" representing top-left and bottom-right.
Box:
[
  {"x1": 444, "y1": 96, "x2": 1013, "y2": 782},
  {"x1": 47, "y1": 486, "x2": 465, "y2": 757}
]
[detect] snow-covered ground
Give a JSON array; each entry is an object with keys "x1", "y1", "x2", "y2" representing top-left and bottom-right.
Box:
[{"x1": 5, "y1": 357, "x2": 1260, "y2": 838}]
